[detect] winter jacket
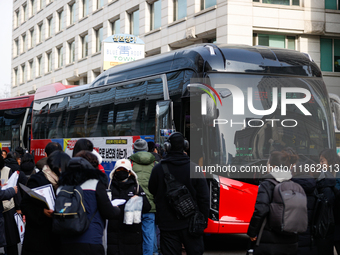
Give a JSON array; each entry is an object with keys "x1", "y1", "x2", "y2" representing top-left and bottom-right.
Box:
[
  {"x1": 58, "y1": 157, "x2": 120, "y2": 255},
  {"x1": 107, "y1": 168, "x2": 151, "y2": 255},
  {"x1": 292, "y1": 174, "x2": 317, "y2": 255},
  {"x1": 315, "y1": 171, "x2": 336, "y2": 255},
  {"x1": 1, "y1": 166, "x2": 22, "y2": 248},
  {"x1": 247, "y1": 171, "x2": 299, "y2": 255},
  {"x1": 129, "y1": 151, "x2": 156, "y2": 212},
  {"x1": 148, "y1": 151, "x2": 209, "y2": 231},
  {"x1": 0, "y1": 187, "x2": 16, "y2": 247},
  {"x1": 151, "y1": 152, "x2": 161, "y2": 162},
  {"x1": 21, "y1": 171, "x2": 61, "y2": 255}
]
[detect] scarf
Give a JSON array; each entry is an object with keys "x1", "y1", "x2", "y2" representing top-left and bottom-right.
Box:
[{"x1": 42, "y1": 165, "x2": 59, "y2": 192}]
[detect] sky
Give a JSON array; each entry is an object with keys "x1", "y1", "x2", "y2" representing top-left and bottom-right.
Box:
[{"x1": 0, "y1": 1, "x2": 13, "y2": 97}]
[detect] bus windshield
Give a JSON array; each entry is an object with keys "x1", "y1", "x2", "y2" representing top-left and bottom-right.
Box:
[
  {"x1": 190, "y1": 73, "x2": 335, "y2": 170},
  {"x1": 0, "y1": 108, "x2": 27, "y2": 141}
]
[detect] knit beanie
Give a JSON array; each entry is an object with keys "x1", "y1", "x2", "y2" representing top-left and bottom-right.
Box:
[
  {"x1": 133, "y1": 139, "x2": 148, "y2": 152},
  {"x1": 169, "y1": 133, "x2": 185, "y2": 152}
]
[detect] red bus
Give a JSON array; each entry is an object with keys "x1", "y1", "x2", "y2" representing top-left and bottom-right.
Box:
[
  {"x1": 0, "y1": 95, "x2": 34, "y2": 152},
  {"x1": 30, "y1": 44, "x2": 336, "y2": 234}
]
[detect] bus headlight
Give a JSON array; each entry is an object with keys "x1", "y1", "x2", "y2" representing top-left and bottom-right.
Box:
[{"x1": 210, "y1": 174, "x2": 220, "y2": 221}]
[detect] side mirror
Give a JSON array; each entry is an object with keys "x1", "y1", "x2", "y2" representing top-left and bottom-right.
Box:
[{"x1": 155, "y1": 100, "x2": 174, "y2": 145}]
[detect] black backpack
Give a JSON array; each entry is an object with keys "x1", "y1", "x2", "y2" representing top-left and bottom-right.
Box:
[
  {"x1": 162, "y1": 163, "x2": 196, "y2": 219},
  {"x1": 52, "y1": 184, "x2": 96, "y2": 235},
  {"x1": 311, "y1": 188, "x2": 335, "y2": 238}
]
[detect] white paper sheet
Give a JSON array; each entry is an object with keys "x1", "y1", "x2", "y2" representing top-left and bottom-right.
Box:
[
  {"x1": 32, "y1": 184, "x2": 55, "y2": 210},
  {"x1": 19, "y1": 183, "x2": 55, "y2": 210},
  {"x1": 2, "y1": 171, "x2": 19, "y2": 190},
  {"x1": 111, "y1": 199, "x2": 126, "y2": 206}
]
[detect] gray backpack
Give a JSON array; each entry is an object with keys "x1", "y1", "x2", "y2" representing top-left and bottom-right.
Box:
[{"x1": 267, "y1": 179, "x2": 308, "y2": 233}]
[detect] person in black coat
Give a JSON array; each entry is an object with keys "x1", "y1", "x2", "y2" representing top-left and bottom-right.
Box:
[
  {"x1": 247, "y1": 151, "x2": 299, "y2": 255},
  {"x1": 1, "y1": 152, "x2": 26, "y2": 255},
  {"x1": 107, "y1": 159, "x2": 151, "y2": 255},
  {"x1": 315, "y1": 166, "x2": 336, "y2": 255},
  {"x1": 0, "y1": 180, "x2": 17, "y2": 249},
  {"x1": 291, "y1": 160, "x2": 317, "y2": 255},
  {"x1": 148, "y1": 132, "x2": 209, "y2": 255},
  {"x1": 20, "y1": 151, "x2": 70, "y2": 255},
  {"x1": 20, "y1": 153, "x2": 36, "y2": 179}
]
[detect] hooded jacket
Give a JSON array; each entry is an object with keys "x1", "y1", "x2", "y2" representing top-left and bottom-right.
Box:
[
  {"x1": 107, "y1": 167, "x2": 151, "y2": 255},
  {"x1": 148, "y1": 151, "x2": 209, "y2": 231},
  {"x1": 129, "y1": 151, "x2": 156, "y2": 212},
  {"x1": 58, "y1": 157, "x2": 120, "y2": 254},
  {"x1": 247, "y1": 170, "x2": 299, "y2": 255}
]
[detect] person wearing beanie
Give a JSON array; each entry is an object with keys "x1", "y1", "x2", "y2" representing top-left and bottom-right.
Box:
[
  {"x1": 148, "y1": 132, "x2": 209, "y2": 255},
  {"x1": 107, "y1": 159, "x2": 151, "y2": 255},
  {"x1": 129, "y1": 139, "x2": 158, "y2": 255}
]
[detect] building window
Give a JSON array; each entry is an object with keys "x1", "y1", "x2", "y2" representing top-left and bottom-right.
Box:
[
  {"x1": 47, "y1": 51, "x2": 52, "y2": 72},
  {"x1": 96, "y1": 0, "x2": 104, "y2": 9},
  {"x1": 95, "y1": 27, "x2": 103, "y2": 52},
  {"x1": 82, "y1": 0, "x2": 89, "y2": 17},
  {"x1": 47, "y1": 17, "x2": 53, "y2": 37},
  {"x1": 15, "y1": 39, "x2": 19, "y2": 56},
  {"x1": 29, "y1": 61, "x2": 34, "y2": 80},
  {"x1": 15, "y1": 10, "x2": 20, "y2": 27},
  {"x1": 320, "y1": 38, "x2": 340, "y2": 72},
  {"x1": 111, "y1": 19, "x2": 120, "y2": 35},
  {"x1": 14, "y1": 68, "x2": 18, "y2": 86},
  {"x1": 38, "y1": 23, "x2": 43, "y2": 42},
  {"x1": 130, "y1": 9, "x2": 139, "y2": 36},
  {"x1": 200, "y1": 0, "x2": 216, "y2": 10},
  {"x1": 30, "y1": 29, "x2": 34, "y2": 48},
  {"x1": 30, "y1": 0, "x2": 35, "y2": 16},
  {"x1": 253, "y1": 0, "x2": 300, "y2": 5},
  {"x1": 37, "y1": 56, "x2": 42, "y2": 76},
  {"x1": 58, "y1": 9, "x2": 64, "y2": 31},
  {"x1": 22, "y1": 34, "x2": 26, "y2": 53},
  {"x1": 150, "y1": 0, "x2": 161, "y2": 30},
  {"x1": 69, "y1": 40, "x2": 75, "y2": 63},
  {"x1": 23, "y1": 4, "x2": 27, "y2": 22},
  {"x1": 21, "y1": 64, "x2": 25, "y2": 83},
  {"x1": 325, "y1": 0, "x2": 340, "y2": 9},
  {"x1": 173, "y1": 0, "x2": 186, "y2": 21},
  {"x1": 57, "y1": 46, "x2": 63, "y2": 68},
  {"x1": 81, "y1": 34, "x2": 88, "y2": 58},
  {"x1": 255, "y1": 33, "x2": 295, "y2": 50},
  {"x1": 69, "y1": 2, "x2": 76, "y2": 25}
]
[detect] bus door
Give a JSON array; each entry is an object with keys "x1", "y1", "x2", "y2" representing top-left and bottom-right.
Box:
[{"x1": 11, "y1": 124, "x2": 20, "y2": 151}]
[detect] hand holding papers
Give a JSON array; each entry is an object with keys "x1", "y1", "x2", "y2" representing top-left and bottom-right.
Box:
[
  {"x1": 2, "y1": 171, "x2": 19, "y2": 190},
  {"x1": 111, "y1": 199, "x2": 126, "y2": 206},
  {"x1": 19, "y1": 183, "x2": 55, "y2": 210}
]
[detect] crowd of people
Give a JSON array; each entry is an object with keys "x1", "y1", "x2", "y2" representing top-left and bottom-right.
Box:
[
  {"x1": 1, "y1": 136, "x2": 340, "y2": 255},
  {"x1": 0, "y1": 132, "x2": 209, "y2": 255}
]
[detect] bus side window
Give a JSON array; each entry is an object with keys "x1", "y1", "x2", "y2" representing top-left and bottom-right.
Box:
[{"x1": 66, "y1": 93, "x2": 89, "y2": 138}]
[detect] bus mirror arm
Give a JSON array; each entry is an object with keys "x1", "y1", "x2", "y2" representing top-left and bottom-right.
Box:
[{"x1": 329, "y1": 93, "x2": 340, "y2": 130}]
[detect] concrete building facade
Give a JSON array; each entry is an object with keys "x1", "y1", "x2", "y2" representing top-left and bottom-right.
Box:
[{"x1": 11, "y1": 0, "x2": 340, "y2": 96}]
